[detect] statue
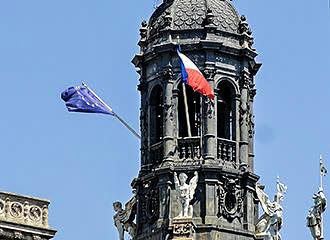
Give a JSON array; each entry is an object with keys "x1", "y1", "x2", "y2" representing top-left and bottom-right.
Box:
[
  {"x1": 174, "y1": 171, "x2": 198, "y2": 218},
  {"x1": 307, "y1": 188, "x2": 327, "y2": 239},
  {"x1": 113, "y1": 196, "x2": 137, "y2": 240},
  {"x1": 255, "y1": 178, "x2": 287, "y2": 240}
]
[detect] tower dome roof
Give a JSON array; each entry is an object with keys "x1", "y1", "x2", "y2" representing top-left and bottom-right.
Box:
[{"x1": 148, "y1": 0, "x2": 240, "y2": 37}]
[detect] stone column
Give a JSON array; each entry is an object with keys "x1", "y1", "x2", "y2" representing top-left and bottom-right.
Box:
[
  {"x1": 239, "y1": 70, "x2": 250, "y2": 171},
  {"x1": 163, "y1": 65, "x2": 175, "y2": 165},
  {"x1": 203, "y1": 62, "x2": 216, "y2": 163},
  {"x1": 248, "y1": 84, "x2": 256, "y2": 172},
  {"x1": 138, "y1": 77, "x2": 149, "y2": 175}
]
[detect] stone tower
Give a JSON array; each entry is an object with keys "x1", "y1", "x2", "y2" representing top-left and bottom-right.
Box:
[{"x1": 131, "y1": 0, "x2": 262, "y2": 239}]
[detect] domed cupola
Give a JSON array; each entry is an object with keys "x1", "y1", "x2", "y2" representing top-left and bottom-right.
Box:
[
  {"x1": 137, "y1": 0, "x2": 255, "y2": 54},
  {"x1": 150, "y1": 0, "x2": 240, "y2": 34}
]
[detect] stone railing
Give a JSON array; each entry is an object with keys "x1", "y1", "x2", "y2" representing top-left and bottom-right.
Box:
[
  {"x1": 0, "y1": 191, "x2": 51, "y2": 229},
  {"x1": 178, "y1": 137, "x2": 202, "y2": 160},
  {"x1": 217, "y1": 138, "x2": 236, "y2": 163},
  {"x1": 149, "y1": 141, "x2": 164, "y2": 165}
]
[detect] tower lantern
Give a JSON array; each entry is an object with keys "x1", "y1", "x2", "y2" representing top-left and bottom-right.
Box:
[{"x1": 131, "y1": 0, "x2": 262, "y2": 239}]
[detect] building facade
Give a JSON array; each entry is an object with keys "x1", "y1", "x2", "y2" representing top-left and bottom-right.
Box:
[
  {"x1": 0, "y1": 191, "x2": 56, "y2": 240},
  {"x1": 131, "y1": 0, "x2": 261, "y2": 239}
]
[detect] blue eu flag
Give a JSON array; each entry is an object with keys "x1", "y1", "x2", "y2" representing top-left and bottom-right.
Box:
[{"x1": 61, "y1": 86, "x2": 114, "y2": 115}]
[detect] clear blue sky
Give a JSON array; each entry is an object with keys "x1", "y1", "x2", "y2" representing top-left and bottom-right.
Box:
[{"x1": 0, "y1": 0, "x2": 329, "y2": 239}]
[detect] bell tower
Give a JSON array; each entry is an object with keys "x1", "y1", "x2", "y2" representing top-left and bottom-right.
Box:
[{"x1": 132, "y1": 0, "x2": 262, "y2": 239}]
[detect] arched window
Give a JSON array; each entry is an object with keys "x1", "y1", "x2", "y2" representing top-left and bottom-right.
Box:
[
  {"x1": 217, "y1": 81, "x2": 235, "y2": 140},
  {"x1": 178, "y1": 83, "x2": 201, "y2": 137},
  {"x1": 150, "y1": 85, "x2": 163, "y2": 145}
]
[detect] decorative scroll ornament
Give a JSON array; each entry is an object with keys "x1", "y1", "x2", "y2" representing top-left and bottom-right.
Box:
[
  {"x1": 113, "y1": 196, "x2": 137, "y2": 240},
  {"x1": 174, "y1": 171, "x2": 199, "y2": 218},
  {"x1": 217, "y1": 177, "x2": 243, "y2": 222}
]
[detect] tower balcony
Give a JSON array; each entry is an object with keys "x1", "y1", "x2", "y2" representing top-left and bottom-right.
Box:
[
  {"x1": 217, "y1": 138, "x2": 237, "y2": 163},
  {"x1": 178, "y1": 137, "x2": 202, "y2": 160}
]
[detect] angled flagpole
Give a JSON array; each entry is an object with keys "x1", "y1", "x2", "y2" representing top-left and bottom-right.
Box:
[
  {"x1": 182, "y1": 83, "x2": 192, "y2": 137},
  {"x1": 320, "y1": 154, "x2": 325, "y2": 239},
  {"x1": 82, "y1": 82, "x2": 141, "y2": 140}
]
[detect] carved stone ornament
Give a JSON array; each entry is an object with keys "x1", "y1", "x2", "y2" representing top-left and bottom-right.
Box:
[
  {"x1": 172, "y1": 217, "x2": 195, "y2": 239},
  {"x1": 14, "y1": 231, "x2": 23, "y2": 239},
  {"x1": 164, "y1": 96, "x2": 174, "y2": 122},
  {"x1": 113, "y1": 196, "x2": 137, "y2": 240},
  {"x1": 174, "y1": 171, "x2": 198, "y2": 218},
  {"x1": 174, "y1": 222, "x2": 192, "y2": 235},
  {"x1": 0, "y1": 199, "x2": 4, "y2": 214},
  {"x1": 238, "y1": 15, "x2": 255, "y2": 51},
  {"x1": 139, "y1": 20, "x2": 148, "y2": 39},
  {"x1": 206, "y1": 98, "x2": 215, "y2": 119},
  {"x1": 29, "y1": 206, "x2": 42, "y2": 222},
  {"x1": 33, "y1": 235, "x2": 42, "y2": 240},
  {"x1": 217, "y1": 177, "x2": 243, "y2": 222},
  {"x1": 10, "y1": 202, "x2": 23, "y2": 218},
  {"x1": 140, "y1": 181, "x2": 160, "y2": 225}
]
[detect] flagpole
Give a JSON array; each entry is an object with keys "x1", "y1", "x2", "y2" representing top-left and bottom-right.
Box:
[
  {"x1": 320, "y1": 155, "x2": 324, "y2": 239},
  {"x1": 82, "y1": 83, "x2": 141, "y2": 140},
  {"x1": 182, "y1": 83, "x2": 192, "y2": 137}
]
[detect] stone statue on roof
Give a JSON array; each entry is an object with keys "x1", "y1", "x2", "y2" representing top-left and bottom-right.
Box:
[
  {"x1": 174, "y1": 171, "x2": 198, "y2": 218},
  {"x1": 255, "y1": 178, "x2": 287, "y2": 240},
  {"x1": 113, "y1": 196, "x2": 137, "y2": 240}
]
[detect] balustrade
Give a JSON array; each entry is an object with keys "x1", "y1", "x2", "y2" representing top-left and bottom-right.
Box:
[
  {"x1": 217, "y1": 138, "x2": 236, "y2": 163},
  {"x1": 178, "y1": 137, "x2": 202, "y2": 160}
]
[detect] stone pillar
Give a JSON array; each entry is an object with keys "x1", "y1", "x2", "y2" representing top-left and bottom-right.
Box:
[
  {"x1": 248, "y1": 85, "x2": 256, "y2": 172},
  {"x1": 163, "y1": 65, "x2": 175, "y2": 165},
  {"x1": 239, "y1": 70, "x2": 250, "y2": 171},
  {"x1": 138, "y1": 80, "x2": 149, "y2": 175},
  {"x1": 203, "y1": 62, "x2": 216, "y2": 163}
]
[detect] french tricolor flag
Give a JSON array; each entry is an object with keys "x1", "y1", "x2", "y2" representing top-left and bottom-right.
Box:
[{"x1": 177, "y1": 48, "x2": 215, "y2": 100}]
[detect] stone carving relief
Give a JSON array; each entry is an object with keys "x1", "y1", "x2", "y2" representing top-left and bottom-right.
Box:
[
  {"x1": 0, "y1": 200, "x2": 4, "y2": 214},
  {"x1": 164, "y1": 97, "x2": 174, "y2": 122},
  {"x1": 14, "y1": 231, "x2": 23, "y2": 239},
  {"x1": 42, "y1": 205, "x2": 48, "y2": 226},
  {"x1": 10, "y1": 203, "x2": 23, "y2": 218},
  {"x1": 174, "y1": 222, "x2": 192, "y2": 235},
  {"x1": 217, "y1": 177, "x2": 243, "y2": 222},
  {"x1": 174, "y1": 171, "x2": 198, "y2": 218},
  {"x1": 29, "y1": 206, "x2": 42, "y2": 222},
  {"x1": 113, "y1": 196, "x2": 137, "y2": 240},
  {"x1": 149, "y1": 10, "x2": 167, "y2": 36},
  {"x1": 140, "y1": 181, "x2": 160, "y2": 225}
]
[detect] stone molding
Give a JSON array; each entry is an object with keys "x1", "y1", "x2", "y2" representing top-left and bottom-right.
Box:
[{"x1": 0, "y1": 192, "x2": 54, "y2": 231}]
